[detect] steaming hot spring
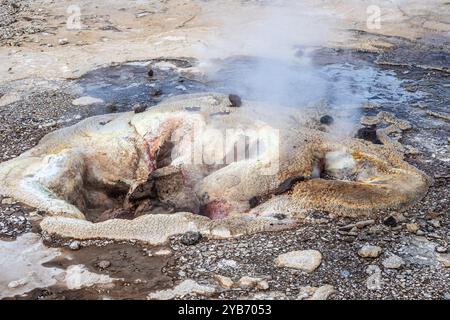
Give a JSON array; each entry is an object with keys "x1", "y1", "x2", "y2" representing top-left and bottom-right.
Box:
[{"x1": 0, "y1": 94, "x2": 430, "y2": 244}]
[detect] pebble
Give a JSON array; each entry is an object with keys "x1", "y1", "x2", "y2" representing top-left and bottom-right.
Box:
[
  {"x1": 382, "y1": 254, "x2": 405, "y2": 269},
  {"x1": 383, "y1": 216, "x2": 397, "y2": 227},
  {"x1": 406, "y1": 223, "x2": 419, "y2": 233},
  {"x1": 1, "y1": 198, "x2": 15, "y2": 205},
  {"x1": 358, "y1": 245, "x2": 382, "y2": 258},
  {"x1": 97, "y1": 260, "x2": 111, "y2": 269},
  {"x1": 275, "y1": 250, "x2": 322, "y2": 273},
  {"x1": 58, "y1": 38, "x2": 69, "y2": 45},
  {"x1": 228, "y1": 94, "x2": 242, "y2": 107},
  {"x1": 436, "y1": 246, "x2": 448, "y2": 253},
  {"x1": 214, "y1": 274, "x2": 234, "y2": 289},
  {"x1": 237, "y1": 276, "x2": 269, "y2": 290},
  {"x1": 69, "y1": 240, "x2": 81, "y2": 250},
  {"x1": 8, "y1": 278, "x2": 28, "y2": 289},
  {"x1": 320, "y1": 115, "x2": 334, "y2": 125},
  {"x1": 180, "y1": 231, "x2": 202, "y2": 246},
  {"x1": 133, "y1": 103, "x2": 146, "y2": 113}
]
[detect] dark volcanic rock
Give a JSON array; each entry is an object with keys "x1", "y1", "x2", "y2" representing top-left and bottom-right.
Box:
[
  {"x1": 180, "y1": 231, "x2": 202, "y2": 246},
  {"x1": 228, "y1": 94, "x2": 242, "y2": 108},
  {"x1": 383, "y1": 216, "x2": 398, "y2": 227},
  {"x1": 274, "y1": 175, "x2": 309, "y2": 195},
  {"x1": 355, "y1": 126, "x2": 383, "y2": 144},
  {"x1": 320, "y1": 115, "x2": 334, "y2": 125},
  {"x1": 133, "y1": 104, "x2": 146, "y2": 113}
]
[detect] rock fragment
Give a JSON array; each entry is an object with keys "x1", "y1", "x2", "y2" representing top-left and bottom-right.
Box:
[
  {"x1": 228, "y1": 94, "x2": 242, "y2": 107},
  {"x1": 147, "y1": 279, "x2": 215, "y2": 300},
  {"x1": 180, "y1": 231, "x2": 202, "y2": 246},
  {"x1": 358, "y1": 245, "x2": 382, "y2": 258},
  {"x1": 214, "y1": 274, "x2": 234, "y2": 289},
  {"x1": 382, "y1": 254, "x2": 405, "y2": 269},
  {"x1": 275, "y1": 250, "x2": 322, "y2": 273}
]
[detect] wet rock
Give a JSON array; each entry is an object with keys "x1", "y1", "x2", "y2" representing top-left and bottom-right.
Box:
[
  {"x1": 133, "y1": 103, "x2": 146, "y2": 113},
  {"x1": 355, "y1": 126, "x2": 382, "y2": 144},
  {"x1": 69, "y1": 241, "x2": 81, "y2": 250},
  {"x1": 147, "y1": 68, "x2": 154, "y2": 78},
  {"x1": 214, "y1": 274, "x2": 234, "y2": 289},
  {"x1": 150, "y1": 88, "x2": 162, "y2": 97},
  {"x1": 383, "y1": 216, "x2": 397, "y2": 227},
  {"x1": 275, "y1": 250, "x2": 322, "y2": 273},
  {"x1": 320, "y1": 115, "x2": 334, "y2": 125},
  {"x1": 106, "y1": 104, "x2": 118, "y2": 113},
  {"x1": 382, "y1": 254, "x2": 405, "y2": 269},
  {"x1": 228, "y1": 94, "x2": 242, "y2": 107},
  {"x1": 358, "y1": 245, "x2": 382, "y2": 258},
  {"x1": 180, "y1": 231, "x2": 202, "y2": 246},
  {"x1": 65, "y1": 264, "x2": 116, "y2": 290}
]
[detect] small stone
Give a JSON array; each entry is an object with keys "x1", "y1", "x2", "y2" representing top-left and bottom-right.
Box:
[
  {"x1": 383, "y1": 216, "x2": 397, "y2": 227},
  {"x1": 237, "y1": 276, "x2": 268, "y2": 290},
  {"x1": 97, "y1": 260, "x2": 111, "y2": 269},
  {"x1": 406, "y1": 223, "x2": 419, "y2": 233},
  {"x1": 366, "y1": 265, "x2": 382, "y2": 290},
  {"x1": 256, "y1": 280, "x2": 269, "y2": 290},
  {"x1": 436, "y1": 246, "x2": 448, "y2": 253},
  {"x1": 437, "y1": 254, "x2": 450, "y2": 268},
  {"x1": 428, "y1": 219, "x2": 441, "y2": 228},
  {"x1": 358, "y1": 245, "x2": 382, "y2": 258},
  {"x1": 217, "y1": 259, "x2": 238, "y2": 269},
  {"x1": 355, "y1": 126, "x2": 382, "y2": 144},
  {"x1": 320, "y1": 115, "x2": 334, "y2": 125},
  {"x1": 355, "y1": 219, "x2": 375, "y2": 229},
  {"x1": 148, "y1": 68, "x2": 154, "y2": 78},
  {"x1": 69, "y1": 241, "x2": 81, "y2": 250},
  {"x1": 228, "y1": 94, "x2": 242, "y2": 107},
  {"x1": 58, "y1": 38, "x2": 69, "y2": 45},
  {"x1": 275, "y1": 250, "x2": 322, "y2": 273},
  {"x1": 8, "y1": 278, "x2": 28, "y2": 289},
  {"x1": 1, "y1": 198, "x2": 15, "y2": 205},
  {"x1": 382, "y1": 254, "x2": 404, "y2": 269},
  {"x1": 106, "y1": 104, "x2": 118, "y2": 113},
  {"x1": 309, "y1": 285, "x2": 335, "y2": 300},
  {"x1": 150, "y1": 88, "x2": 162, "y2": 97},
  {"x1": 154, "y1": 249, "x2": 172, "y2": 256},
  {"x1": 133, "y1": 104, "x2": 146, "y2": 114},
  {"x1": 340, "y1": 270, "x2": 350, "y2": 278},
  {"x1": 180, "y1": 231, "x2": 202, "y2": 246},
  {"x1": 214, "y1": 274, "x2": 234, "y2": 289}
]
